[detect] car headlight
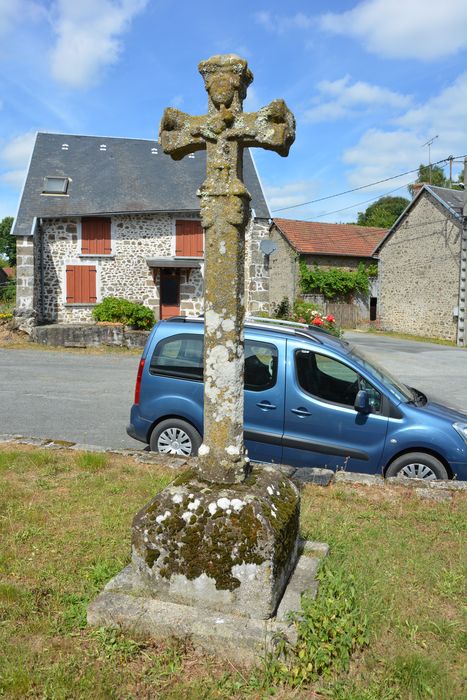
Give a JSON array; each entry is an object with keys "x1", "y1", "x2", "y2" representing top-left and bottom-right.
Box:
[{"x1": 453, "y1": 422, "x2": 467, "y2": 443}]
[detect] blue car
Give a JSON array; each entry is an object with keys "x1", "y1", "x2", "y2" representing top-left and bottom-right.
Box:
[{"x1": 127, "y1": 317, "x2": 467, "y2": 481}]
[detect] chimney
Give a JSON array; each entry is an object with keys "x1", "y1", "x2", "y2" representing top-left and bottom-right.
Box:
[{"x1": 411, "y1": 182, "x2": 426, "y2": 199}]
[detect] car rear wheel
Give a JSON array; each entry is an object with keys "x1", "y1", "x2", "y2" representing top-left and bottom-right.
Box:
[
  {"x1": 150, "y1": 419, "x2": 201, "y2": 457},
  {"x1": 385, "y1": 452, "x2": 448, "y2": 480}
]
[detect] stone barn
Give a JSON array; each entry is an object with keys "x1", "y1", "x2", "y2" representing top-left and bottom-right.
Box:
[{"x1": 375, "y1": 185, "x2": 465, "y2": 344}]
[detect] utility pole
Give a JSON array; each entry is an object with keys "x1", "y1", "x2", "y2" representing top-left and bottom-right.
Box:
[
  {"x1": 448, "y1": 155, "x2": 454, "y2": 188},
  {"x1": 422, "y1": 135, "x2": 438, "y2": 183},
  {"x1": 458, "y1": 157, "x2": 467, "y2": 347}
]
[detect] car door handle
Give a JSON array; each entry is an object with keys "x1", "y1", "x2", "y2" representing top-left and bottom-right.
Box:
[
  {"x1": 291, "y1": 407, "x2": 312, "y2": 417},
  {"x1": 256, "y1": 401, "x2": 277, "y2": 411}
]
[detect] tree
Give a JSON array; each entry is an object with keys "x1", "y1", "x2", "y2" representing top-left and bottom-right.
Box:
[
  {"x1": 357, "y1": 196, "x2": 409, "y2": 229},
  {"x1": 0, "y1": 217, "x2": 15, "y2": 266},
  {"x1": 408, "y1": 164, "x2": 447, "y2": 195}
]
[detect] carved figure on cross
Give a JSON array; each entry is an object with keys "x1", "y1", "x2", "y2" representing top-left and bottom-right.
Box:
[{"x1": 160, "y1": 55, "x2": 295, "y2": 484}]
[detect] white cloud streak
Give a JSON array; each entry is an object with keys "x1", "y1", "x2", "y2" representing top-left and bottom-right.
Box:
[
  {"x1": 343, "y1": 73, "x2": 467, "y2": 187},
  {"x1": 305, "y1": 75, "x2": 411, "y2": 123},
  {"x1": 320, "y1": 0, "x2": 467, "y2": 61},
  {"x1": 49, "y1": 0, "x2": 148, "y2": 88},
  {"x1": 1, "y1": 131, "x2": 36, "y2": 189},
  {"x1": 254, "y1": 11, "x2": 314, "y2": 35}
]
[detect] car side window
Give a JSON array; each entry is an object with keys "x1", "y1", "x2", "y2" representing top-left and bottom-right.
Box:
[
  {"x1": 150, "y1": 334, "x2": 278, "y2": 390},
  {"x1": 150, "y1": 334, "x2": 203, "y2": 380},
  {"x1": 244, "y1": 340, "x2": 278, "y2": 392},
  {"x1": 296, "y1": 350, "x2": 381, "y2": 410}
]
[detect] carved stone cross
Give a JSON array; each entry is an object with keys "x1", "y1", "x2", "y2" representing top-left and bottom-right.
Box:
[{"x1": 160, "y1": 54, "x2": 295, "y2": 484}]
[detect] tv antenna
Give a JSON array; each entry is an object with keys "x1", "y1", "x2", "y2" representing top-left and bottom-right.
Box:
[{"x1": 422, "y1": 135, "x2": 439, "y2": 183}]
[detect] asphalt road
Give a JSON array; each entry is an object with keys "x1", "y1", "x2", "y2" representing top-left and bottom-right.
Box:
[{"x1": 0, "y1": 333, "x2": 465, "y2": 449}]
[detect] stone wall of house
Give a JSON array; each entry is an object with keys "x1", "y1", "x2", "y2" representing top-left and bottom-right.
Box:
[
  {"x1": 245, "y1": 218, "x2": 271, "y2": 315},
  {"x1": 269, "y1": 225, "x2": 299, "y2": 309},
  {"x1": 19, "y1": 212, "x2": 268, "y2": 327},
  {"x1": 35, "y1": 212, "x2": 201, "y2": 324},
  {"x1": 14, "y1": 234, "x2": 37, "y2": 332},
  {"x1": 303, "y1": 254, "x2": 366, "y2": 270},
  {"x1": 378, "y1": 194, "x2": 461, "y2": 341}
]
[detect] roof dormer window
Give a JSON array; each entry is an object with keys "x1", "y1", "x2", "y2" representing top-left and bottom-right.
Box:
[{"x1": 42, "y1": 176, "x2": 69, "y2": 195}]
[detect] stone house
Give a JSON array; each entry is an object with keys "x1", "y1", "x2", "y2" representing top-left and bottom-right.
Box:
[
  {"x1": 11, "y1": 132, "x2": 271, "y2": 332},
  {"x1": 269, "y1": 218, "x2": 386, "y2": 321},
  {"x1": 375, "y1": 184, "x2": 466, "y2": 344}
]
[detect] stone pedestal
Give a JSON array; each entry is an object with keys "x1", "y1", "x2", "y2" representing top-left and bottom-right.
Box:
[{"x1": 131, "y1": 464, "x2": 300, "y2": 619}]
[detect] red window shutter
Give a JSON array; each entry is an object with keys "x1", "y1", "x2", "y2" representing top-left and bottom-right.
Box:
[
  {"x1": 82, "y1": 217, "x2": 111, "y2": 255},
  {"x1": 66, "y1": 266, "x2": 75, "y2": 303},
  {"x1": 175, "y1": 220, "x2": 203, "y2": 257},
  {"x1": 66, "y1": 265, "x2": 97, "y2": 303}
]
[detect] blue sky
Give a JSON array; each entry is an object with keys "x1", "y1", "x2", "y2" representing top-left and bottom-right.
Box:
[{"x1": 1, "y1": 0, "x2": 466, "y2": 224}]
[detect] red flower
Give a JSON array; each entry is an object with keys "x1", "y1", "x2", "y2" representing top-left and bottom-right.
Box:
[
  {"x1": 325, "y1": 315, "x2": 335, "y2": 323},
  {"x1": 312, "y1": 317, "x2": 323, "y2": 326}
]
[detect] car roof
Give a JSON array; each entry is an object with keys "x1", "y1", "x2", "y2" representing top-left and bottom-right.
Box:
[{"x1": 159, "y1": 315, "x2": 351, "y2": 354}]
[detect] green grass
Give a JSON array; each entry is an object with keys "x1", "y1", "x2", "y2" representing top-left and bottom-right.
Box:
[
  {"x1": 0, "y1": 445, "x2": 465, "y2": 699},
  {"x1": 362, "y1": 327, "x2": 458, "y2": 347}
]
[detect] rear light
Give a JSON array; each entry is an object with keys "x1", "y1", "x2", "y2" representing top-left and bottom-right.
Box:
[{"x1": 134, "y1": 358, "x2": 145, "y2": 405}]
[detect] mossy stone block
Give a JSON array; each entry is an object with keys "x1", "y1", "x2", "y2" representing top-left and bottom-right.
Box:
[{"x1": 131, "y1": 464, "x2": 300, "y2": 619}]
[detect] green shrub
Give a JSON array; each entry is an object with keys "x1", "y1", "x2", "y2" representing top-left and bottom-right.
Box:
[
  {"x1": 0, "y1": 277, "x2": 15, "y2": 303},
  {"x1": 92, "y1": 297, "x2": 154, "y2": 330},
  {"x1": 299, "y1": 260, "x2": 375, "y2": 300}
]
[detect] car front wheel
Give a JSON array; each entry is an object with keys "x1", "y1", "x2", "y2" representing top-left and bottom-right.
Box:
[
  {"x1": 150, "y1": 419, "x2": 201, "y2": 457},
  {"x1": 385, "y1": 452, "x2": 448, "y2": 480}
]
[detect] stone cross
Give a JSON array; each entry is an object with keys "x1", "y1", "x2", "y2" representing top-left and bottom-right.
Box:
[{"x1": 160, "y1": 54, "x2": 295, "y2": 484}]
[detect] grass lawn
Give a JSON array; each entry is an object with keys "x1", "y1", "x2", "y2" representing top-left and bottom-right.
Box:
[{"x1": 0, "y1": 446, "x2": 465, "y2": 699}]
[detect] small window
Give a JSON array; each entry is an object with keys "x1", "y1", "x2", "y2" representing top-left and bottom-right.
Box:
[
  {"x1": 81, "y1": 217, "x2": 111, "y2": 255},
  {"x1": 244, "y1": 340, "x2": 278, "y2": 391},
  {"x1": 43, "y1": 176, "x2": 69, "y2": 194},
  {"x1": 150, "y1": 333, "x2": 204, "y2": 381},
  {"x1": 175, "y1": 220, "x2": 203, "y2": 257},
  {"x1": 66, "y1": 265, "x2": 97, "y2": 304}
]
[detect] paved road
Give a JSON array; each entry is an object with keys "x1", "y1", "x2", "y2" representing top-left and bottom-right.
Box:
[{"x1": 0, "y1": 333, "x2": 465, "y2": 449}]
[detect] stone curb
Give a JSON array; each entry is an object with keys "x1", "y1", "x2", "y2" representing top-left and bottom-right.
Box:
[{"x1": 0, "y1": 434, "x2": 466, "y2": 492}]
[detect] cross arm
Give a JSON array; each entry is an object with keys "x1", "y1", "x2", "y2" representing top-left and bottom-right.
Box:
[
  {"x1": 235, "y1": 99, "x2": 296, "y2": 157},
  {"x1": 159, "y1": 108, "x2": 207, "y2": 160}
]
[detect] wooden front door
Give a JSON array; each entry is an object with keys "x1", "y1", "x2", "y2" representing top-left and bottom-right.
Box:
[{"x1": 160, "y1": 269, "x2": 180, "y2": 319}]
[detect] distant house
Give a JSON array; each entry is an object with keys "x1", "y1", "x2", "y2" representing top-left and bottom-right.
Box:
[
  {"x1": 269, "y1": 218, "x2": 387, "y2": 322},
  {"x1": 11, "y1": 132, "x2": 271, "y2": 332},
  {"x1": 375, "y1": 185, "x2": 465, "y2": 344},
  {"x1": 0, "y1": 266, "x2": 15, "y2": 294}
]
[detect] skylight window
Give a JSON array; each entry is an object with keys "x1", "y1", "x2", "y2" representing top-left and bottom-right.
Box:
[{"x1": 42, "y1": 176, "x2": 69, "y2": 194}]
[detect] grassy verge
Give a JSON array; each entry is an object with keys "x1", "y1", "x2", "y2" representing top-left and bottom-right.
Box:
[
  {"x1": 360, "y1": 327, "x2": 458, "y2": 347},
  {"x1": 1, "y1": 446, "x2": 465, "y2": 699}
]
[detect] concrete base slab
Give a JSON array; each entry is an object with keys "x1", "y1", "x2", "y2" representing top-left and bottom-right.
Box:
[{"x1": 87, "y1": 540, "x2": 327, "y2": 667}]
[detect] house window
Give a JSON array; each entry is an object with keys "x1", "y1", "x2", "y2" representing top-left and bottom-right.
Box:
[
  {"x1": 43, "y1": 176, "x2": 69, "y2": 194},
  {"x1": 66, "y1": 265, "x2": 97, "y2": 304},
  {"x1": 81, "y1": 217, "x2": 111, "y2": 255},
  {"x1": 175, "y1": 220, "x2": 203, "y2": 257}
]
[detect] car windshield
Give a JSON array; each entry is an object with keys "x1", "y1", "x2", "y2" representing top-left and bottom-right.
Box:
[{"x1": 348, "y1": 346, "x2": 414, "y2": 403}]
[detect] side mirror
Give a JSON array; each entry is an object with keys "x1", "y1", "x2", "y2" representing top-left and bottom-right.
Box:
[{"x1": 354, "y1": 389, "x2": 370, "y2": 414}]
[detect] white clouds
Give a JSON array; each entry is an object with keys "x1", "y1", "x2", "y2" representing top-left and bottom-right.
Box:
[
  {"x1": 1, "y1": 131, "x2": 36, "y2": 189},
  {"x1": 342, "y1": 73, "x2": 467, "y2": 187},
  {"x1": 254, "y1": 11, "x2": 313, "y2": 35},
  {"x1": 320, "y1": 0, "x2": 467, "y2": 61},
  {"x1": 305, "y1": 75, "x2": 411, "y2": 123},
  {"x1": 49, "y1": 0, "x2": 148, "y2": 88},
  {"x1": 264, "y1": 180, "x2": 319, "y2": 212}
]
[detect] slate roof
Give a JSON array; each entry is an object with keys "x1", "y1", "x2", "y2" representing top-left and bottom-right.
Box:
[
  {"x1": 273, "y1": 218, "x2": 386, "y2": 258},
  {"x1": 423, "y1": 185, "x2": 463, "y2": 217},
  {"x1": 373, "y1": 184, "x2": 464, "y2": 254},
  {"x1": 12, "y1": 132, "x2": 270, "y2": 237}
]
